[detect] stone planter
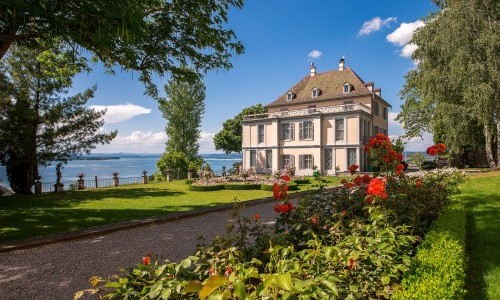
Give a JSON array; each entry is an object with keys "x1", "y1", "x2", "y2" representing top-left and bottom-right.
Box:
[
  {"x1": 35, "y1": 180, "x2": 42, "y2": 194},
  {"x1": 142, "y1": 174, "x2": 148, "y2": 184},
  {"x1": 166, "y1": 171, "x2": 172, "y2": 182},
  {"x1": 77, "y1": 178, "x2": 85, "y2": 190},
  {"x1": 54, "y1": 183, "x2": 64, "y2": 193},
  {"x1": 188, "y1": 170, "x2": 194, "y2": 179}
]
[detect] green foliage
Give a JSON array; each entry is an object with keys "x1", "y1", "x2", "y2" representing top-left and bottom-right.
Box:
[
  {"x1": 157, "y1": 151, "x2": 189, "y2": 179},
  {"x1": 392, "y1": 201, "x2": 466, "y2": 300},
  {"x1": 188, "y1": 184, "x2": 225, "y2": 191},
  {"x1": 223, "y1": 184, "x2": 261, "y2": 190},
  {"x1": 0, "y1": 43, "x2": 116, "y2": 194},
  {"x1": 396, "y1": 0, "x2": 499, "y2": 168},
  {"x1": 184, "y1": 179, "x2": 196, "y2": 185},
  {"x1": 291, "y1": 179, "x2": 311, "y2": 185},
  {"x1": 0, "y1": 0, "x2": 245, "y2": 93},
  {"x1": 214, "y1": 104, "x2": 265, "y2": 154}
]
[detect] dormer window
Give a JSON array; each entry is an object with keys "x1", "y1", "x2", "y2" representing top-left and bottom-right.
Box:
[
  {"x1": 343, "y1": 83, "x2": 351, "y2": 93},
  {"x1": 312, "y1": 88, "x2": 321, "y2": 98},
  {"x1": 286, "y1": 92, "x2": 295, "y2": 101}
]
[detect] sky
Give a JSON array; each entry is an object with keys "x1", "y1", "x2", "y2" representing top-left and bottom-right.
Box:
[{"x1": 70, "y1": 0, "x2": 439, "y2": 154}]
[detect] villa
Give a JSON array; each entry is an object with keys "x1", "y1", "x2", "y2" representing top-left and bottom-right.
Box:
[{"x1": 241, "y1": 58, "x2": 391, "y2": 175}]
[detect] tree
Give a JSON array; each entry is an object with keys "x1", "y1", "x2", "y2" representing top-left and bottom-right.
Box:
[
  {"x1": 156, "y1": 151, "x2": 189, "y2": 180},
  {"x1": 214, "y1": 104, "x2": 266, "y2": 154},
  {"x1": 396, "y1": 0, "x2": 499, "y2": 169},
  {"x1": 0, "y1": 0, "x2": 244, "y2": 94},
  {"x1": 0, "y1": 43, "x2": 116, "y2": 194},
  {"x1": 157, "y1": 72, "x2": 205, "y2": 175}
]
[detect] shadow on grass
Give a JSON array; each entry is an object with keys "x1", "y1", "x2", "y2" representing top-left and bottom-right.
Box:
[
  {"x1": 459, "y1": 192, "x2": 500, "y2": 300},
  {"x1": 0, "y1": 202, "x2": 230, "y2": 243}
]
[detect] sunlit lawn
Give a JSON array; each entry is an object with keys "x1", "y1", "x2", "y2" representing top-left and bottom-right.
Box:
[
  {"x1": 455, "y1": 171, "x2": 500, "y2": 300},
  {"x1": 0, "y1": 176, "x2": 348, "y2": 243}
]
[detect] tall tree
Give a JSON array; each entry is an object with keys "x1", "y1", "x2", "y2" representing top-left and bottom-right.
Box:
[
  {"x1": 0, "y1": 43, "x2": 116, "y2": 194},
  {"x1": 157, "y1": 73, "x2": 206, "y2": 173},
  {"x1": 214, "y1": 104, "x2": 265, "y2": 154},
  {"x1": 0, "y1": 0, "x2": 244, "y2": 94},
  {"x1": 396, "y1": 0, "x2": 499, "y2": 169}
]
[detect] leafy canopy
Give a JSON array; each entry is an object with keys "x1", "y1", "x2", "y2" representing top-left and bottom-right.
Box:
[
  {"x1": 214, "y1": 104, "x2": 265, "y2": 154},
  {"x1": 0, "y1": 0, "x2": 245, "y2": 94}
]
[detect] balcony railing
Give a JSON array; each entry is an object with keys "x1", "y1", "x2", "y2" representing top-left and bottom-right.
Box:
[{"x1": 243, "y1": 103, "x2": 371, "y2": 120}]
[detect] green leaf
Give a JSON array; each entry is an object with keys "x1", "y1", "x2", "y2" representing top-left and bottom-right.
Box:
[
  {"x1": 180, "y1": 258, "x2": 192, "y2": 268},
  {"x1": 349, "y1": 284, "x2": 359, "y2": 293},
  {"x1": 105, "y1": 282, "x2": 122, "y2": 288},
  {"x1": 148, "y1": 283, "x2": 162, "y2": 298},
  {"x1": 321, "y1": 280, "x2": 338, "y2": 296},
  {"x1": 184, "y1": 280, "x2": 203, "y2": 293},
  {"x1": 199, "y1": 275, "x2": 228, "y2": 300},
  {"x1": 161, "y1": 288, "x2": 172, "y2": 300},
  {"x1": 233, "y1": 280, "x2": 247, "y2": 300},
  {"x1": 155, "y1": 265, "x2": 167, "y2": 277},
  {"x1": 277, "y1": 273, "x2": 293, "y2": 291},
  {"x1": 381, "y1": 276, "x2": 391, "y2": 285}
]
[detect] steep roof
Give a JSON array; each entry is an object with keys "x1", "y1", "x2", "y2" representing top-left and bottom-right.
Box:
[{"x1": 266, "y1": 67, "x2": 391, "y2": 108}]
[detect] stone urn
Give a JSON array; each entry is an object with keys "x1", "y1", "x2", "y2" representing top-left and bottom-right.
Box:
[
  {"x1": 112, "y1": 172, "x2": 120, "y2": 187},
  {"x1": 142, "y1": 170, "x2": 148, "y2": 184},
  {"x1": 77, "y1": 173, "x2": 85, "y2": 190}
]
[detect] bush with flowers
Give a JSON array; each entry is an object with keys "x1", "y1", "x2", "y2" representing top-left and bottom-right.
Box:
[{"x1": 76, "y1": 134, "x2": 466, "y2": 300}]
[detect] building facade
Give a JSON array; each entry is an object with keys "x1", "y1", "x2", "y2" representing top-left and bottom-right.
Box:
[{"x1": 242, "y1": 58, "x2": 391, "y2": 175}]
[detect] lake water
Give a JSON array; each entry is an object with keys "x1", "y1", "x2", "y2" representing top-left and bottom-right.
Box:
[{"x1": 0, "y1": 153, "x2": 242, "y2": 187}]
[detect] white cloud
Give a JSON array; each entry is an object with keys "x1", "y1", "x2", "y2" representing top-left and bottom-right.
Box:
[
  {"x1": 400, "y1": 43, "x2": 419, "y2": 58},
  {"x1": 90, "y1": 104, "x2": 152, "y2": 124},
  {"x1": 388, "y1": 111, "x2": 433, "y2": 151},
  {"x1": 358, "y1": 17, "x2": 397, "y2": 36},
  {"x1": 387, "y1": 20, "x2": 425, "y2": 46},
  {"x1": 308, "y1": 50, "x2": 322, "y2": 59},
  {"x1": 94, "y1": 131, "x2": 218, "y2": 154}
]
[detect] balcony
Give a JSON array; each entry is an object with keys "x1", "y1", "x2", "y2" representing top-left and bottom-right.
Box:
[{"x1": 243, "y1": 103, "x2": 371, "y2": 121}]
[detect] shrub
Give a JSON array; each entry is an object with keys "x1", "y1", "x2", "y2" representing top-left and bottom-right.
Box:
[
  {"x1": 261, "y1": 182, "x2": 298, "y2": 191},
  {"x1": 291, "y1": 178, "x2": 310, "y2": 184},
  {"x1": 392, "y1": 200, "x2": 466, "y2": 300},
  {"x1": 184, "y1": 179, "x2": 196, "y2": 185},
  {"x1": 188, "y1": 184, "x2": 224, "y2": 191},
  {"x1": 223, "y1": 184, "x2": 261, "y2": 190}
]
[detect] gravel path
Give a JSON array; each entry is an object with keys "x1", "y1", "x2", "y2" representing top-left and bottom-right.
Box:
[{"x1": 0, "y1": 199, "x2": 287, "y2": 300}]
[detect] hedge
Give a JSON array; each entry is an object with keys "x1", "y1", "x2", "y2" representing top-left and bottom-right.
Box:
[
  {"x1": 392, "y1": 200, "x2": 466, "y2": 300},
  {"x1": 223, "y1": 184, "x2": 261, "y2": 190},
  {"x1": 188, "y1": 184, "x2": 224, "y2": 191},
  {"x1": 292, "y1": 179, "x2": 311, "y2": 184},
  {"x1": 184, "y1": 179, "x2": 196, "y2": 185},
  {"x1": 260, "y1": 182, "x2": 298, "y2": 191}
]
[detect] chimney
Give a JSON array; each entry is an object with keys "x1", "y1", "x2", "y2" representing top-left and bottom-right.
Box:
[
  {"x1": 310, "y1": 62, "x2": 316, "y2": 77},
  {"x1": 338, "y1": 56, "x2": 345, "y2": 71}
]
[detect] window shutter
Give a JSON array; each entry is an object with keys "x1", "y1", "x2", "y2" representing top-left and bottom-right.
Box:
[{"x1": 299, "y1": 122, "x2": 303, "y2": 140}]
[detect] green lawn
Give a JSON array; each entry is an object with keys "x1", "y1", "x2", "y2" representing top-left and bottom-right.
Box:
[
  {"x1": 0, "y1": 176, "x2": 347, "y2": 243},
  {"x1": 455, "y1": 171, "x2": 500, "y2": 300}
]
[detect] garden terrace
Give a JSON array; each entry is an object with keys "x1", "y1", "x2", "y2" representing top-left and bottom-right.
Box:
[{"x1": 242, "y1": 103, "x2": 371, "y2": 120}]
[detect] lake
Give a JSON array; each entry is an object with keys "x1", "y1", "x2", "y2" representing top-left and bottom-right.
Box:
[{"x1": 0, "y1": 153, "x2": 242, "y2": 187}]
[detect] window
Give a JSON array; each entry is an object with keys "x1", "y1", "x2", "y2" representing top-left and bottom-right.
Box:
[
  {"x1": 343, "y1": 83, "x2": 351, "y2": 93},
  {"x1": 335, "y1": 119, "x2": 344, "y2": 141},
  {"x1": 374, "y1": 125, "x2": 379, "y2": 135},
  {"x1": 250, "y1": 150, "x2": 257, "y2": 168},
  {"x1": 373, "y1": 101, "x2": 379, "y2": 116},
  {"x1": 281, "y1": 155, "x2": 294, "y2": 169},
  {"x1": 347, "y1": 148, "x2": 357, "y2": 166},
  {"x1": 382, "y1": 128, "x2": 387, "y2": 136},
  {"x1": 281, "y1": 122, "x2": 294, "y2": 140},
  {"x1": 266, "y1": 150, "x2": 272, "y2": 168},
  {"x1": 324, "y1": 148, "x2": 332, "y2": 170},
  {"x1": 258, "y1": 124, "x2": 264, "y2": 143},
  {"x1": 286, "y1": 92, "x2": 294, "y2": 101},
  {"x1": 299, "y1": 154, "x2": 313, "y2": 169},
  {"x1": 299, "y1": 121, "x2": 314, "y2": 140},
  {"x1": 312, "y1": 88, "x2": 320, "y2": 98},
  {"x1": 383, "y1": 107, "x2": 388, "y2": 120}
]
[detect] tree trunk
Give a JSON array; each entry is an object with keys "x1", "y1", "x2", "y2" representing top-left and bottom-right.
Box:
[
  {"x1": 484, "y1": 124, "x2": 497, "y2": 170},
  {"x1": 496, "y1": 117, "x2": 500, "y2": 170}
]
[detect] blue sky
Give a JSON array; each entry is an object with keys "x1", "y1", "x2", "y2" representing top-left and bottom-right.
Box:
[{"x1": 71, "y1": 0, "x2": 438, "y2": 153}]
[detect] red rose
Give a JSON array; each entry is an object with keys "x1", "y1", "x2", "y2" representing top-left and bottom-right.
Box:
[
  {"x1": 349, "y1": 258, "x2": 356, "y2": 270},
  {"x1": 349, "y1": 164, "x2": 359, "y2": 175},
  {"x1": 253, "y1": 213, "x2": 260, "y2": 222},
  {"x1": 311, "y1": 216, "x2": 318, "y2": 225},
  {"x1": 280, "y1": 204, "x2": 290, "y2": 213},
  {"x1": 280, "y1": 174, "x2": 291, "y2": 182},
  {"x1": 274, "y1": 204, "x2": 281, "y2": 212},
  {"x1": 426, "y1": 145, "x2": 438, "y2": 156},
  {"x1": 288, "y1": 202, "x2": 294, "y2": 211},
  {"x1": 273, "y1": 182, "x2": 281, "y2": 199},
  {"x1": 396, "y1": 164, "x2": 404, "y2": 175},
  {"x1": 346, "y1": 182, "x2": 354, "y2": 188},
  {"x1": 416, "y1": 178, "x2": 422, "y2": 187},
  {"x1": 142, "y1": 255, "x2": 151, "y2": 265},
  {"x1": 436, "y1": 143, "x2": 446, "y2": 154},
  {"x1": 367, "y1": 177, "x2": 387, "y2": 199},
  {"x1": 341, "y1": 210, "x2": 347, "y2": 216}
]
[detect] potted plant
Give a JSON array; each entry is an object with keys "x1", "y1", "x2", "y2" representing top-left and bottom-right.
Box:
[
  {"x1": 334, "y1": 165, "x2": 340, "y2": 176},
  {"x1": 312, "y1": 165, "x2": 319, "y2": 177}
]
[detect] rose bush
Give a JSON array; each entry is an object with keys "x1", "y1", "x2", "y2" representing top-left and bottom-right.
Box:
[{"x1": 76, "y1": 136, "x2": 465, "y2": 300}]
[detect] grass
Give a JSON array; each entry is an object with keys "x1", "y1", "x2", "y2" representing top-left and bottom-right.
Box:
[
  {"x1": 455, "y1": 171, "x2": 500, "y2": 300},
  {"x1": 0, "y1": 176, "x2": 348, "y2": 243}
]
